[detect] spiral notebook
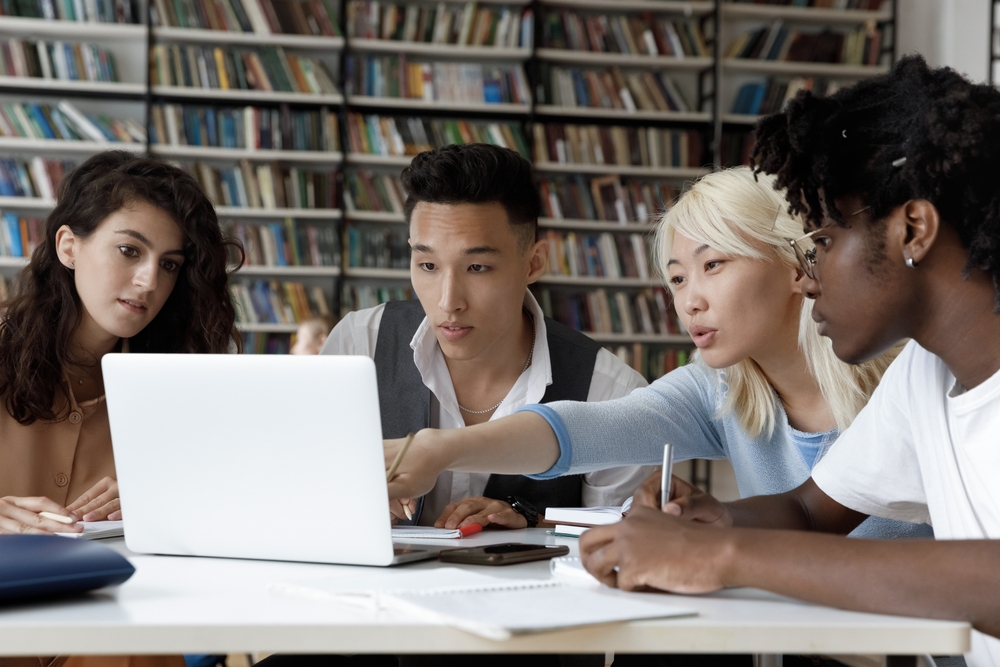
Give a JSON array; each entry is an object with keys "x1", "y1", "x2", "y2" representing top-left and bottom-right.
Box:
[{"x1": 271, "y1": 567, "x2": 696, "y2": 640}]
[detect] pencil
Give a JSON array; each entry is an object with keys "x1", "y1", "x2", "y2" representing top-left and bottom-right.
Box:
[{"x1": 386, "y1": 432, "x2": 416, "y2": 521}]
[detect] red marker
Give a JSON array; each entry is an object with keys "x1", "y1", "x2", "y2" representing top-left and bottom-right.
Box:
[{"x1": 459, "y1": 523, "x2": 483, "y2": 537}]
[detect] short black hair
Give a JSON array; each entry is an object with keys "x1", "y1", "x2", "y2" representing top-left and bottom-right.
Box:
[
  {"x1": 751, "y1": 55, "x2": 1000, "y2": 304},
  {"x1": 401, "y1": 143, "x2": 541, "y2": 249}
]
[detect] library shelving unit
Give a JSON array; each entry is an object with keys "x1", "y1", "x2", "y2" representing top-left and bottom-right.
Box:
[
  {"x1": 717, "y1": 0, "x2": 896, "y2": 166},
  {"x1": 992, "y1": 0, "x2": 1000, "y2": 87},
  {"x1": 0, "y1": 4, "x2": 149, "y2": 297},
  {"x1": 143, "y1": 0, "x2": 348, "y2": 350}
]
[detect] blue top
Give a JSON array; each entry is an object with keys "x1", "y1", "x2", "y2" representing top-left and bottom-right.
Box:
[{"x1": 519, "y1": 361, "x2": 932, "y2": 539}]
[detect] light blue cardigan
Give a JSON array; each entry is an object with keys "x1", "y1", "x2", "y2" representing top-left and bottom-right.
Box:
[{"x1": 520, "y1": 361, "x2": 932, "y2": 539}]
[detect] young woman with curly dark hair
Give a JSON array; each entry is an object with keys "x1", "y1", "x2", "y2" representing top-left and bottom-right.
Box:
[{"x1": 0, "y1": 150, "x2": 242, "y2": 538}]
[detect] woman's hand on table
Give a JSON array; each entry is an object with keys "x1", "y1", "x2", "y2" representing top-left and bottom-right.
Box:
[
  {"x1": 0, "y1": 495, "x2": 82, "y2": 534},
  {"x1": 434, "y1": 496, "x2": 527, "y2": 531},
  {"x1": 66, "y1": 476, "x2": 121, "y2": 521}
]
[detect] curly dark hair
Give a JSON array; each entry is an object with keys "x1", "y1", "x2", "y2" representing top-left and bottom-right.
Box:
[
  {"x1": 751, "y1": 55, "x2": 1000, "y2": 302},
  {"x1": 0, "y1": 151, "x2": 244, "y2": 425},
  {"x1": 401, "y1": 143, "x2": 542, "y2": 249}
]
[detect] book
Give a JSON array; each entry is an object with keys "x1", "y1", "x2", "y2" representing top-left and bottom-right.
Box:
[
  {"x1": 345, "y1": 113, "x2": 529, "y2": 158},
  {"x1": 187, "y1": 161, "x2": 338, "y2": 209},
  {"x1": 150, "y1": 103, "x2": 339, "y2": 151},
  {"x1": 0, "y1": 0, "x2": 139, "y2": 22},
  {"x1": 347, "y1": 1, "x2": 527, "y2": 48},
  {"x1": 345, "y1": 225, "x2": 410, "y2": 269},
  {"x1": 543, "y1": 11, "x2": 707, "y2": 57},
  {"x1": 346, "y1": 55, "x2": 529, "y2": 105},
  {"x1": 230, "y1": 278, "x2": 331, "y2": 324},
  {"x1": 0, "y1": 158, "x2": 76, "y2": 199},
  {"x1": 534, "y1": 123, "x2": 703, "y2": 169},
  {"x1": 549, "y1": 524, "x2": 589, "y2": 538},
  {"x1": 55, "y1": 521, "x2": 125, "y2": 540},
  {"x1": 270, "y1": 567, "x2": 696, "y2": 640},
  {"x1": 544, "y1": 504, "x2": 630, "y2": 527},
  {"x1": 390, "y1": 526, "x2": 471, "y2": 539},
  {"x1": 340, "y1": 283, "x2": 413, "y2": 315},
  {"x1": 727, "y1": 23, "x2": 883, "y2": 66},
  {"x1": 543, "y1": 65, "x2": 690, "y2": 113}
]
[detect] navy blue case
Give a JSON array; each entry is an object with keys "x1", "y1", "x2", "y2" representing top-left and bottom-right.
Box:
[{"x1": 0, "y1": 535, "x2": 135, "y2": 602}]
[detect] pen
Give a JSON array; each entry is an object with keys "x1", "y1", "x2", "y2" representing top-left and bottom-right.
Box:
[
  {"x1": 459, "y1": 524, "x2": 483, "y2": 537},
  {"x1": 386, "y1": 432, "x2": 415, "y2": 520},
  {"x1": 39, "y1": 511, "x2": 76, "y2": 525},
  {"x1": 660, "y1": 443, "x2": 674, "y2": 512}
]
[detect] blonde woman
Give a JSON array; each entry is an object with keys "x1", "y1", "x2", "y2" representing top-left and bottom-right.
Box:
[{"x1": 385, "y1": 166, "x2": 929, "y2": 541}]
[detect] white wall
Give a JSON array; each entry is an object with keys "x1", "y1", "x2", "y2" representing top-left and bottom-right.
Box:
[{"x1": 897, "y1": 0, "x2": 992, "y2": 83}]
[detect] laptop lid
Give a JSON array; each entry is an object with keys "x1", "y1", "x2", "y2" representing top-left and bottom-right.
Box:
[{"x1": 103, "y1": 354, "x2": 397, "y2": 566}]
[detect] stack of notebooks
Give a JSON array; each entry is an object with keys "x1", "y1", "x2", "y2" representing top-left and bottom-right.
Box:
[
  {"x1": 545, "y1": 503, "x2": 631, "y2": 537},
  {"x1": 543, "y1": 12, "x2": 708, "y2": 57},
  {"x1": 150, "y1": 103, "x2": 340, "y2": 152},
  {"x1": 543, "y1": 65, "x2": 690, "y2": 113},
  {"x1": 0, "y1": 100, "x2": 144, "y2": 143},
  {"x1": 0, "y1": 39, "x2": 119, "y2": 82},
  {"x1": 55, "y1": 521, "x2": 125, "y2": 540},
  {"x1": 346, "y1": 56, "x2": 530, "y2": 105},
  {"x1": 151, "y1": 0, "x2": 341, "y2": 35},
  {"x1": 345, "y1": 112, "x2": 529, "y2": 158},
  {"x1": 149, "y1": 43, "x2": 339, "y2": 96},
  {"x1": 347, "y1": 1, "x2": 531, "y2": 49}
]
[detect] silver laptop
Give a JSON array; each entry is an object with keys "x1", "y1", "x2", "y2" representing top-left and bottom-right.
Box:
[{"x1": 103, "y1": 354, "x2": 435, "y2": 566}]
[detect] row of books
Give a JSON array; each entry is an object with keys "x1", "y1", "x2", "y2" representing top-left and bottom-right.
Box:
[
  {"x1": 535, "y1": 286, "x2": 685, "y2": 337},
  {"x1": 0, "y1": 157, "x2": 76, "y2": 199},
  {"x1": 730, "y1": 76, "x2": 841, "y2": 115},
  {"x1": 151, "y1": 0, "x2": 341, "y2": 35},
  {"x1": 149, "y1": 103, "x2": 340, "y2": 151},
  {"x1": 0, "y1": 0, "x2": 140, "y2": 23},
  {"x1": 347, "y1": 1, "x2": 530, "y2": 49},
  {"x1": 539, "y1": 175, "x2": 676, "y2": 224},
  {"x1": 533, "y1": 124, "x2": 703, "y2": 169},
  {"x1": 0, "y1": 39, "x2": 119, "y2": 82},
  {"x1": 242, "y1": 331, "x2": 293, "y2": 354},
  {"x1": 149, "y1": 43, "x2": 339, "y2": 95},
  {"x1": 343, "y1": 168, "x2": 404, "y2": 215},
  {"x1": 345, "y1": 112, "x2": 530, "y2": 158},
  {"x1": 186, "y1": 160, "x2": 339, "y2": 209},
  {"x1": 231, "y1": 278, "x2": 332, "y2": 324},
  {"x1": 341, "y1": 283, "x2": 413, "y2": 314},
  {"x1": 0, "y1": 274, "x2": 9, "y2": 303},
  {"x1": 543, "y1": 12, "x2": 709, "y2": 57},
  {"x1": 345, "y1": 56, "x2": 530, "y2": 105},
  {"x1": 719, "y1": 129, "x2": 754, "y2": 167},
  {"x1": 607, "y1": 344, "x2": 689, "y2": 382},
  {"x1": 0, "y1": 213, "x2": 43, "y2": 258},
  {"x1": 226, "y1": 219, "x2": 340, "y2": 267},
  {"x1": 0, "y1": 100, "x2": 143, "y2": 143},
  {"x1": 543, "y1": 229, "x2": 651, "y2": 281},
  {"x1": 725, "y1": 0, "x2": 885, "y2": 9},
  {"x1": 345, "y1": 225, "x2": 409, "y2": 269},
  {"x1": 543, "y1": 66, "x2": 690, "y2": 113},
  {"x1": 726, "y1": 22, "x2": 883, "y2": 66}
]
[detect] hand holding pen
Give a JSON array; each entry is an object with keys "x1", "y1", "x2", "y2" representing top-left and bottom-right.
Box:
[{"x1": 631, "y1": 447, "x2": 732, "y2": 528}]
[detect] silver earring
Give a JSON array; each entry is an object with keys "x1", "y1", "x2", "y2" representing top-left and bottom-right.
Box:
[{"x1": 905, "y1": 256, "x2": 917, "y2": 269}]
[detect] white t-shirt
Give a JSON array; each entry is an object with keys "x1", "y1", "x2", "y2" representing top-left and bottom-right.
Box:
[
  {"x1": 812, "y1": 340, "x2": 1000, "y2": 667},
  {"x1": 321, "y1": 291, "x2": 655, "y2": 524}
]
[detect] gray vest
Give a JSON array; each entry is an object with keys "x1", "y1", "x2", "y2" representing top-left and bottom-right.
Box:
[{"x1": 374, "y1": 299, "x2": 600, "y2": 521}]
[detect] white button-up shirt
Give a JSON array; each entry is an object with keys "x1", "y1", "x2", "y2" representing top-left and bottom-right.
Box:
[{"x1": 322, "y1": 291, "x2": 655, "y2": 524}]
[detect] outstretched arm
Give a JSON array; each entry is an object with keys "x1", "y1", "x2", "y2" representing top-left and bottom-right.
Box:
[{"x1": 581, "y1": 505, "x2": 1000, "y2": 638}]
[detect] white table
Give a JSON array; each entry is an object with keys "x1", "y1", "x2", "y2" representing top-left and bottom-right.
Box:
[{"x1": 0, "y1": 529, "x2": 969, "y2": 657}]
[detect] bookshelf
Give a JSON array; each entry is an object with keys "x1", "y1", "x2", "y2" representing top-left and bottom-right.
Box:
[
  {"x1": 0, "y1": 0, "x2": 901, "y2": 378},
  {"x1": 717, "y1": 0, "x2": 897, "y2": 166}
]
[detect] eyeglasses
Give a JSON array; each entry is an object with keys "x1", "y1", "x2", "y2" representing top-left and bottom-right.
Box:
[{"x1": 784, "y1": 205, "x2": 871, "y2": 279}]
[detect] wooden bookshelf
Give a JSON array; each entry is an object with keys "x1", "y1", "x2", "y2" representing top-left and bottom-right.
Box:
[
  {"x1": 0, "y1": 0, "x2": 900, "y2": 369},
  {"x1": 992, "y1": 1, "x2": 1000, "y2": 87}
]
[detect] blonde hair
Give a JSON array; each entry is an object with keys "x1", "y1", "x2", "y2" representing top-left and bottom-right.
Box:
[{"x1": 654, "y1": 167, "x2": 897, "y2": 438}]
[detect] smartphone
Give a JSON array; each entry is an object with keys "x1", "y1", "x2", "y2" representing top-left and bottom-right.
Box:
[{"x1": 437, "y1": 543, "x2": 570, "y2": 566}]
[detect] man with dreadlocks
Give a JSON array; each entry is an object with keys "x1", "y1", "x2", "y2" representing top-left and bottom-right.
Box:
[{"x1": 575, "y1": 55, "x2": 1000, "y2": 667}]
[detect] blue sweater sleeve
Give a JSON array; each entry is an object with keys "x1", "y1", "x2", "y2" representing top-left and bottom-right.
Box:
[{"x1": 517, "y1": 363, "x2": 726, "y2": 477}]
